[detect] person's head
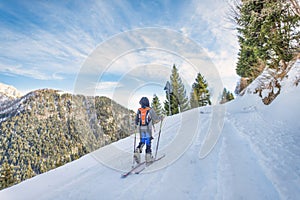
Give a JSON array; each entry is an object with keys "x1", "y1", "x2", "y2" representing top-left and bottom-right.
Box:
[{"x1": 139, "y1": 97, "x2": 150, "y2": 108}]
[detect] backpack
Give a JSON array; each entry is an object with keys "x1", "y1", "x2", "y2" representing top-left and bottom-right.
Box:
[{"x1": 138, "y1": 107, "x2": 151, "y2": 126}]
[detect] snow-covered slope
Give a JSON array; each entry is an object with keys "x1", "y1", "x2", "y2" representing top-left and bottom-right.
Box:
[{"x1": 1, "y1": 82, "x2": 299, "y2": 199}]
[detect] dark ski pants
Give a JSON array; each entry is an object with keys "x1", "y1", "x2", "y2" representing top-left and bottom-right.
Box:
[{"x1": 137, "y1": 131, "x2": 151, "y2": 153}]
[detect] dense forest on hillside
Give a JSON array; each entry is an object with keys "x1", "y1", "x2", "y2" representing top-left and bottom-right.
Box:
[{"x1": 0, "y1": 89, "x2": 135, "y2": 189}]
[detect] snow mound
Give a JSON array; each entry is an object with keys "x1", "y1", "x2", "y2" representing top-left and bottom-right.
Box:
[{"x1": 242, "y1": 59, "x2": 300, "y2": 105}]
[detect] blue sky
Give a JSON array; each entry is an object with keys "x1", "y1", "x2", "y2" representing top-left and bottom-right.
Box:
[{"x1": 0, "y1": 0, "x2": 239, "y2": 109}]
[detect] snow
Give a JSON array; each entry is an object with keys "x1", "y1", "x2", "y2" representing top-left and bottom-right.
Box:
[
  {"x1": 281, "y1": 59, "x2": 300, "y2": 91},
  {"x1": 244, "y1": 59, "x2": 300, "y2": 97},
  {"x1": 0, "y1": 83, "x2": 22, "y2": 99},
  {"x1": 0, "y1": 91, "x2": 35, "y2": 123},
  {"x1": 1, "y1": 62, "x2": 300, "y2": 199}
]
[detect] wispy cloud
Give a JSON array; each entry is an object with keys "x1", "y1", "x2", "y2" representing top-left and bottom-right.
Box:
[
  {"x1": 176, "y1": 0, "x2": 239, "y2": 91},
  {"x1": 0, "y1": 1, "x2": 136, "y2": 81},
  {"x1": 95, "y1": 81, "x2": 123, "y2": 91},
  {"x1": 0, "y1": 64, "x2": 63, "y2": 80},
  {"x1": 0, "y1": 0, "x2": 239, "y2": 99}
]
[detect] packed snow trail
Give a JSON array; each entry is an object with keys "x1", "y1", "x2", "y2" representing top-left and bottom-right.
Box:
[
  {"x1": 226, "y1": 92, "x2": 300, "y2": 199},
  {"x1": 1, "y1": 87, "x2": 300, "y2": 200}
]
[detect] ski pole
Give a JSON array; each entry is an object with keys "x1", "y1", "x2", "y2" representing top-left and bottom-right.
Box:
[
  {"x1": 133, "y1": 127, "x2": 137, "y2": 152},
  {"x1": 132, "y1": 126, "x2": 137, "y2": 167},
  {"x1": 154, "y1": 118, "x2": 163, "y2": 159}
]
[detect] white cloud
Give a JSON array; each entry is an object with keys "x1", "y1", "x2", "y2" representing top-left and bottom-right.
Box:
[
  {"x1": 99, "y1": 81, "x2": 167, "y2": 111},
  {"x1": 0, "y1": 1, "x2": 138, "y2": 81},
  {"x1": 0, "y1": 28, "x2": 91, "y2": 80},
  {"x1": 95, "y1": 81, "x2": 123, "y2": 91},
  {"x1": 0, "y1": 0, "x2": 240, "y2": 100},
  {"x1": 74, "y1": 27, "x2": 226, "y2": 106},
  {"x1": 0, "y1": 64, "x2": 63, "y2": 80},
  {"x1": 176, "y1": 0, "x2": 240, "y2": 92},
  {"x1": 202, "y1": 47, "x2": 239, "y2": 92}
]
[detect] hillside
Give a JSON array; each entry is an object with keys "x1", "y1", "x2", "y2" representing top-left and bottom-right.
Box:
[
  {"x1": 0, "y1": 89, "x2": 135, "y2": 189},
  {"x1": 0, "y1": 61, "x2": 299, "y2": 199}
]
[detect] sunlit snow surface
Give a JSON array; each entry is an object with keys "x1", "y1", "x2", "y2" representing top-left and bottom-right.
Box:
[{"x1": 1, "y1": 61, "x2": 299, "y2": 200}]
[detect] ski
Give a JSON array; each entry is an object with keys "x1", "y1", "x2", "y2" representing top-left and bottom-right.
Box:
[
  {"x1": 135, "y1": 154, "x2": 165, "y2": 174},
  {"x1": 121, "y1": 161, "x2": 146, "y2": 178},
  {"x1": 121, "y1": 154, "x2": 165, "y2": 178}
]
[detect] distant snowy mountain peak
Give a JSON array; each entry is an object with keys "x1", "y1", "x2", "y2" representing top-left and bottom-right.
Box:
[{"x1": 0, "y1": 82, "x2": 22, "y2": 99}]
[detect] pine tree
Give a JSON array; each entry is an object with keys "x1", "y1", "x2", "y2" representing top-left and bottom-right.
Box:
[
  {"x1": 227, "y1": 91, "x2": 234, "y2": 102},
  {"x1": 220, "y1": 88, "x2": 235, "y2": 104},
  {"x1": 190, "y1": 90, "x2": 199, "y2": 109},
  {"x1": 164, "y1": 65, "x2": 190, "y2": 115},
  {"x1": 151, "y1": 94, "x2": 163, "y2": 117},
  {"x1": 235, "y1": 0, "x2": 267, "y2": 80},
  {"x1": 220, "y1": 88, "x2": 227, "y2": 104},
  {"x1": 190, "y1": 73, "x2": 211, "y2": 108},
  {"x1": 235, "y1": 0, "x2": 300, "y2": 83},
  {"x1": 261, "y1": 1, "x2": 300, "y2": 69},
  {"x1": 164, "y1": 92, "x2": 179, "y2": 115}
]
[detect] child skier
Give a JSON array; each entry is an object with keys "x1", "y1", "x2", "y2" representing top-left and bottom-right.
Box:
[{"x1": 134, "y1": 97, "x2": 161, "y2": 164}]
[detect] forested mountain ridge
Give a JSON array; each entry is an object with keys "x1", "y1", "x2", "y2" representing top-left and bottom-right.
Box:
[{"x1": 0, "y1": 88, "x2": 135, "y2": 189}]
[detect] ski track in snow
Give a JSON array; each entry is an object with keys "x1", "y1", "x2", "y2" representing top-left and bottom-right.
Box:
[{"x1": 218, "y1": 117, "x2": 279, "y2": 199}]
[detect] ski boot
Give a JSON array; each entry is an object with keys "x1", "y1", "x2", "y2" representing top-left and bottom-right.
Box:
[
  {"x1": 133, "y1": 148, "x2": 141, "y2": 164},
  {"x1": 145, "y1": 153, "x2": 154, "y2": 165}
]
